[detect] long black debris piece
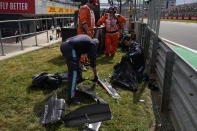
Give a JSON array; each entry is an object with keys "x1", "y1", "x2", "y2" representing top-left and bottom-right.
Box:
[
  {"x1": 63, "y1": 104, "x2": 112, "y2": 127},
  {"x1": 76, "y1": 85, "x2": 107, "y2": 104},
  {"x1": 97, "y1": 76, "x2": 120, "y2": 98}
]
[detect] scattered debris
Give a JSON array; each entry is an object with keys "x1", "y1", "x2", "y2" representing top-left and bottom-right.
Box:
[{"x1": 98, "y1": 76, "x2": 121, "y2": 98}]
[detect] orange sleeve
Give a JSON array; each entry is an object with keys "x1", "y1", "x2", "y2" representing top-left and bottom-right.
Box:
[
  {"x1": 118, "y1": 15, "x2": 127, "y2": 28},
  {"x1": 119, "y1": 15, "x2": 126, "y2": 23},
  {"x1": 97, "y1": 14, "x2": 107, "y2": 26},
  {"x1": 78, "y1": 6, "x2": 89, "y2": 25}
]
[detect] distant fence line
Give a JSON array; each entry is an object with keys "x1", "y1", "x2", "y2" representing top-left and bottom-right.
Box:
[{"x1": 0, "y1": 16, "x2": 74, "y2": 56}]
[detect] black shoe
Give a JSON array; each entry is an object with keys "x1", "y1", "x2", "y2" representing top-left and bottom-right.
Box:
[
  {"x1": 69, "y1": 98, "x2": 81, "y2": 105},
  {"x1": 77, "y1": 77, "x2": 88, "y2": 83}
]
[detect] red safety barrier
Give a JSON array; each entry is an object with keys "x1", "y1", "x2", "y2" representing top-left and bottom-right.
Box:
[
  {"x1": 191, "y1": 16, "x2": 197, "y2": 20},
  {"x1": 168, "y1": 16, "x2": 172, "y2": 19},
  {"x1": 173, "y1": 16, "x2": 177, "y2": 20},
  {"x1": 165, "y1": 16, "x2": 168, "y2": 19},
  {"x1": 184, "y1": 16, "x2": 189, "y2": 20},
  {"x1": 178, "y1": 16, "x2": 183, "y2": 20}
]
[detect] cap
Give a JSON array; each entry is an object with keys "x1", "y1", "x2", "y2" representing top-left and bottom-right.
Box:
[{"x1": 93, "y1": 0, "x2": 98, "y2": 6}]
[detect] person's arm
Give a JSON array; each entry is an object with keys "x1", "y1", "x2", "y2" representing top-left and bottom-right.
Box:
[
  {"x1": 97, "y1": 15, "x2": 106, "y2": 26},
  {"x1": 128, "y1": 43, "x2": 142, "y2": 58}
]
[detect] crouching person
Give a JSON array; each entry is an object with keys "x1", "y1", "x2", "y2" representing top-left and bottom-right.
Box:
[
  {"x1": 60, "y1": 34, "x2": 98, "y2": 105},
  {"x1": 122, "y1": 34, "x2": 146, "y2": 83}
]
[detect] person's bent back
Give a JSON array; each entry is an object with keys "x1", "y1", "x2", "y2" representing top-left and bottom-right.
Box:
[{"x1": 60, "y1": 34, "x2": 98, "y2": 105}]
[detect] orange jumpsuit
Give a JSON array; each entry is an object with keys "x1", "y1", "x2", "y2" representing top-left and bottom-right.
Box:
[
  {"x1": 78, "y1": 5, "x2": 95, "y2": 63},
  {"x1": 116, "y1": 14, "x2": 127, "y2": 29},
  {"x1": 97, "y1": 13, "x2": 120, "y2": 55}
]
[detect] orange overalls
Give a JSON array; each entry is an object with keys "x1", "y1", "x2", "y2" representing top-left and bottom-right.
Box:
[
  {"x1": 78, "y1": 5, "x2": 95, "y2": 63},
  {"x1": 116, "y1": 14, "x2": 127, "y2": 30},
  {"x1": 97, "y1": 13, "x2": 119, "y2": 56}
]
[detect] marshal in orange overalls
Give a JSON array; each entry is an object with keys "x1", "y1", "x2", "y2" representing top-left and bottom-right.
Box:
[
  {"x1": 78, "y1": 4, "x2": 95, "y2": 63},
  {"x1": 97, "y1": 13, "x2": 120, "y2": 56}
]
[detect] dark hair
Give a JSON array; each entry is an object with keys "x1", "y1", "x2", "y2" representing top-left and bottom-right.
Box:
[
  {"x1": 123, "y1": 34, "x2": 132, "y2": 42},
  {"x1": 81, "y1": 0, "x2": 92, "y2": 5},
  {"x1": 82, "y1": 0, "x2": 94, "y2": 4}
]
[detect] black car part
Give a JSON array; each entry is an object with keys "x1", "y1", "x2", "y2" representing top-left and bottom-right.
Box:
[
  {"x1": 76, "y1": 85, "x2": 107, "y2": 104},
  {"x1": 110, "y1": 56, "x2": 138, "y2": 91},
  {"x1": 63, "y1": 104, "x2": 112, "y2": 127},
  {"x1": 98, "y1": 76, "x2": 121, "y2": 98},
  {"x1": 40, "y1": 85, "x2": 112, "y2": 129},
  {"x1": 32, "y1": 72, "x2": 68, "y2": 89},
  {"x1": 40, "y1": 94, "x2": 66, "y2": 125}
]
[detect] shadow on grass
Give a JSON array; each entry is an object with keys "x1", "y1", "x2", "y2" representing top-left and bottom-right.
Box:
[
  {"x1": 27, "y1": 85, "x2": 59, "y2": 95},
  {"x1": 150, "y1": 89, "x2": 175, "y2": 131},
  {"x1": 133, "y1": 81, "x2": 148, "y2": 104},
  {"x1": 48, "y1": 55, "x2": 65, "y2": 66},
  {"x1": 96, "y1": 55, "x2": 114, "y2": 65}
]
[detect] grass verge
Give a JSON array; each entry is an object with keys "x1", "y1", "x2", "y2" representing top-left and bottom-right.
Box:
[{"x1": 0, "y1": 42, "x2": 155, "y2": 131}]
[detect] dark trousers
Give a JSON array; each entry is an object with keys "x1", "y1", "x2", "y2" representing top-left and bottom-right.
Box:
[
  {"x1": 60, "y1": 43, "x2": 82, "y2": 99},
  {"x1": 16, "y1": 37, "x2": 19, "y2": 43}
]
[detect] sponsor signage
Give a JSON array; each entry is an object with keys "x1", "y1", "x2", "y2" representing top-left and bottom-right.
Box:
[
  {"x1": 47, "y1": 6, "x2": 76, "y2": 14},
  {"x1": 191, "y1": 16, "x2": 197, "y2": 20},
  {"x1": 0, "y1": 0, "x2": 35, "y2": 14},
  {"x1": 184, "y1": 16, "x2": 189, "y2": 20},
  {"x1": 178, "y1": 16, "x2": 182, "y2": 20}
]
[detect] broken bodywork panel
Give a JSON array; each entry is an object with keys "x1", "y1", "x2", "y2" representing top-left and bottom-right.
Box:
[
  {"x1": 97, "y1": 76, "x2": 121, "y2": 98},
  {"x1": 76, "y1": 85, "x2": 107, "y2": 104},
  {"x1": 40, "y1": 85, "x2": 112, "y2": 129},
  {"x1": 40, "y1": 94, "x2": 66, "y2": 125}
]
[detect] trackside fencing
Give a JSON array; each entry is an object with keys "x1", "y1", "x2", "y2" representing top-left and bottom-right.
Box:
[
  {"x1": 139, "y1": 22, "x2": 197, "y2": 131},
  {"x1": 0, "y1": 17, "x2": 73, "y2": 56}
]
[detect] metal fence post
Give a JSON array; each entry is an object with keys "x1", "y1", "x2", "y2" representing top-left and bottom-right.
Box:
[
  {"x1": 62, "y1": 18, "x2": 64, "y2": 27},
  {"x1": 0, "y1": 29, "x2": 5, "y2": 56},
  {"x1": 46, "y1": 19, "x2": 49, "y2": 43},
  {"x1": 150, "y1": 35, "x2": 158, "y2": 72},
  {"x1": 18, "y1": 20, "x2": 24, "y2": 50},
  {"x1": 161, "y1": 51, "x2": 175, "y2": 112},
  {"x1": 55, "y1": 18, "x2": 57, "y2": 40},
  {"x1": 142, "y1": 0, "x2": 145, "y2": 23},
  {"x1": 34, "y1": 20, "x2": 38, "y2": 46}
]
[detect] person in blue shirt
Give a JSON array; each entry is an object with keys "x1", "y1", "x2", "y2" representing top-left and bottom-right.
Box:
[
  {"x1": 60, "y1": 34, "x2": 98, "y2": 105},
  {"x1": 122, "y1": 34, "x2": 146, "y2": 82}
]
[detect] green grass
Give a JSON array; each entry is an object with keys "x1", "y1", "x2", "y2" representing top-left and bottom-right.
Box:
[{"x1": 0, "y1": 42, "x2": 155, "y2": 131}]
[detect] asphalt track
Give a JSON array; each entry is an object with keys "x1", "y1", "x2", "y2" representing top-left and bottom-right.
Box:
[
  {"x1": 159, "y1": 21, "x2": 197, "y2": 51},
  {"x1": 158, "y1": 21, "x2": 197, "y2": 70}
]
